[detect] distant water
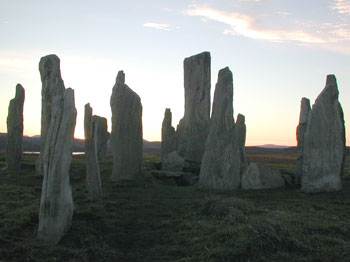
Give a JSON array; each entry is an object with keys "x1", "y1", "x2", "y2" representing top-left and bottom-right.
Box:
[{"x1": 24, "y1": 152, "x2": 85, "y2": 155}]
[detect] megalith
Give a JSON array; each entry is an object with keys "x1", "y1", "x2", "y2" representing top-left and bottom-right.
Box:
[
  {"x1": 36, "y1": 55, "x2": 65, "y2": 176},
  {"x1": 236, "y1": 113, "x2": 247, "y2": 171},
  {"x1": 301, "y1": 75, "x2": 346, "y2": 193},
  {"x1": 110, "y1": 71, "x2": 143, "y2": 181},
  {"x1": 84, "y1": 103, "x2": 102, "y2": 201},
  {"x1": 295, "y1": 97, "x2": 311, "y2": 183},
  {"x1": 177, "y1": 51, "x2": 211, "y2": 163},
  {"x1": 38, "y1": 88, "x2": 76, "y2": 244},
  {"x1": 199, "y1": 67, "x2": 241, "y2": 190},
  {"x1": 5, "y1": 84, "x2": 25, "y2": 170},
  {"x1": 93, "y1": 116, "x2": 109, "y2": 161}
]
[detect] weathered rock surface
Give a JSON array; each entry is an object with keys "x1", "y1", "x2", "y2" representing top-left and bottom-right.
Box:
[
  {"x1": 241, "y1": 162, "x2": 285, "y2": 190},
  {"x1": 84, "y1": 103, "x2": 102, "y2": 201},
  {"x1": 301, "y1": 75, "x2": 346, "y2": 193},
  {"x1": 162, "y1": 151, "x2": 184, "y2": 171},
  {"x1": 151, "y1": 170, "x2": 198, "y2": 186},
  {"x1": 110, "y1": 71, "x2": 143, "y2": 181},
  {"x1": 93, "y1": 116, "x2": 109, "y2": 161},
  {"x1": 236, "y1": 114, "x2": 247, "y2": 171},
  {"x1": 38, "y1": 88, "x2": 76, "y2": 244},
  {"x1": 199, "y1": 67, "x2": 241, "y2": 190},
  {"x1": 161, "y1": 108, "x2": 177, "y2": 168},
  {"x1": 5, "y1": 84, "x2": 25, "y2": 170},
  {"x1": 177, "y1": 51, "x2": 211, "y2": 163},
  {"x1": 36, "y1": 55, "x2": 65, "y2": 176},
  {"x1": 295, "y1": 98, "x2": 311, "y2": 183}
]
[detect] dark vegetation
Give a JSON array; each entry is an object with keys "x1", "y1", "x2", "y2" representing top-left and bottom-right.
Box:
[{"x1": 1, "y1": 149, "x2": 350, "y2": 262}]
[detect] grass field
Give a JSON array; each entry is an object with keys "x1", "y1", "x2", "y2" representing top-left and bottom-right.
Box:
[{"x1": 1, "y1": 152, "x2": 350, "y2": 262}]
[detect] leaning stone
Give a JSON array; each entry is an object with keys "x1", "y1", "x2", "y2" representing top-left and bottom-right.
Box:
[
  {"x1": 199, "y1": 67, "x2": 241, "y2": 190},
  {"x1": 5, "y1": 84, "x2": 25, "y2": 170},
  {"x1": 295, "y1": 97, "x2": 311, "y2": 183},
  {"x1": 236, "y1": 113, "x2": 247, "y2": 172},
  {"x1": 301, "y1": 75, "x2": 346, "y2": 193},
  {"x1": 38, "y1": 88, "x2": 76, "y2": 244},
  {"x1": 110, "y1": 71, "x2": 143, "y2": 181},
  {"x1": 177, "y1": 51, "x2": 211, "y2": 163},
  {"x1": 241, "y1": 162, "x2": 285, "y2": 190},
  {"x1": 36, "y1": 55, "x2": 65, "y2": 176},
  {"x1": 84, "y1": 103, "x2": 102, "y2": 201},
  {"x1": 161, "y1": 108, "x2": 177, "y2": 167}
]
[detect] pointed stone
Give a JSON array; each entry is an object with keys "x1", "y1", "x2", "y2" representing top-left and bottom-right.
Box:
[
  {"x1": 301, "y1": 75, "x2": 346, "y2": 192},
  {"x1": 161, "y1": 108, "x2": 179, "y2": 170},
  {"x1": 110, "y1": 71, "x2": 143, "y2": 181},
  {"x1": 84, "y1": 104, "x2": 102, "y2": 201},
  {"x1": 199, "y1": 67, "x2": 241, "y2": 190},
  {"x1": 236, "y1": 114, "x2": 247, "y2": 171},
  {"x1": 36, "y1": 54, "x2": 65, "y2": 176},
  {"x1": 38, "y1": 88, "x2": 76, "y2": 244},
  {"x1": 93, "y1": 116, "x2": 109, "y2": 161},
  {"x1": 295, "y1": 97, "x2": 311, "y2": 183},
  {"x1": 5, "y1": 84, "x2": 25, "y2": 170},
  {"x1": 177, "y1": 51, "x2": 211, "y2": 163}
]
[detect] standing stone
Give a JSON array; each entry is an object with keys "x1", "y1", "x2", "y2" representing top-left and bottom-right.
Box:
[
  {"x1": 177, "y1": 51, "x2": 211, "y2": 163},
  {"x1": 84, "y1": 104, "x2": 102, "y2": 201},
  {"x1": 295, "y1": 98, "x2": 311, "y2": 183},
  {"x1": 236, "y1": 114, "x2": 247, "y2": 171},
  {"x1": 93, "y1": 116, "x2": 109, "y2": 161},
  {"x1": 301, "y1": 75, "x2": 346, "y2": 193},
  {"x1": 110, "y1": 71, "x2": 143, "y2": 181},
  {"x1": 38, "y1": 88, "x2": 76, "y2": 244},
  {"x1": 199, "y1": 67, "x2": 241, "y2": 190},
  {"x1": 36, "y1": 55, "x2": 65, "y2": 176},
  {"x1": 5, "y1": 84, "x2": 25, "y2": 170}
]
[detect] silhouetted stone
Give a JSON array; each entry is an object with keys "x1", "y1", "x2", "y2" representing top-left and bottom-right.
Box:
[
  {"x1": 236, "y1": 114, "x2": 246, "y2": 171},
  {"x1": 241, "y1": 162, "x2": 285, "y2": 190},
  {"x1": 5, "y1": 84, "x2": 25, "y2": 170},
  {"x1": 199, "y1": 67, "x2": 241, "y2": 190},
  {"x1": 36, "y1": 55, "x2": 65, "y2": 176},
  {"x1": 38, "y1": 88, "x2": 76, "y2": 244},
  {"x1": 295, "y1": 97, "x2": 311, "y2": 183},
  {"x1": 177, "y1": 51, "x2": 211, "y2": 163},
  {"x1": 93, "y1": 116, "x2": 109, "y2": 161},
  {"x1": 301, "y1": 75, "x2": 346, "y2": 193},
  {"x1": 110, "y1": 71, "x2": 143, "y2": 181},
  {"x1": 84, "y1": 103, "x2": 102, "y2": 201}
]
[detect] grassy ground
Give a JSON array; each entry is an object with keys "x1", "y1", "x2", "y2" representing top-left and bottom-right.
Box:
[{"x1": 1, "y1": 152, "x2": 350, "y2": 262}]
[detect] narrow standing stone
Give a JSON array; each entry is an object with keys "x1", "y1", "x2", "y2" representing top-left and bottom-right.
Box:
[
  {"x1": 36, "y1": 55, "x2": 65, "y2": 176},
  {"x1": 38, "y1": 88, "x2": 76, "y2": 244},
  {"x1": 161, "y1": 108, "x2": 178, "y2": 169},
  {"x1": 199, "y1": 67, "x2": 241, "y2": 190},
  {"x1": 110, "y1": 71, "x2": 143, "y2": 181},
  {"x1": 5, "y1": 84, "x2": 25, "y2": 170},
  {"x1": 93, "y1": 116, "x2": 109, "y2": 161},
  {"x1": 84, "y1": 103, "x2": 102, "y2": 201},
  {"x1": 236, "y1": 113, "x2": 246, "y2": 171}
]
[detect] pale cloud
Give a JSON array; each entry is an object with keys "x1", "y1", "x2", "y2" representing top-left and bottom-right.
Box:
[
  {"x1": 332, "y1": 0, "x2": 350, "y2": 14},
  {"x1": 184, "y1": 5, "x2": 325, "y2": 43},
  {"x1": 143, "y1": 22, "x2": 171, "y2": 31}
]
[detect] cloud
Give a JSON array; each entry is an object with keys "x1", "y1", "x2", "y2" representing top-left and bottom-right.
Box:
[
  {"x1": 332, "y1": 0, "x2": 350, "y2": 14},
  {"x1": 143, "y1": 22, "x2": 171, "y2": 31},
  {"x1": 184, "y1": 5, "x2": 325, "y2": 44}
]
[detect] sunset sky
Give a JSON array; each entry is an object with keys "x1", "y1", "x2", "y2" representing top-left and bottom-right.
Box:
[{"x1": 0, "y1": 0, "x2": 349, "y2": 146}]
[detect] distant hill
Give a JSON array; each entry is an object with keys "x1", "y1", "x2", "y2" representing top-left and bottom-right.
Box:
[{"x1": 256, "y1": 144, "x2": 292, "y2": 149}]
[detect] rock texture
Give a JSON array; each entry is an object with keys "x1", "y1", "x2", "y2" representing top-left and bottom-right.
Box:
[
  {"x1": 84, "y1": 103, "x2": 102, "y2": 201},
  {"x1": 295, "y1": 98, "x2": 311, "y2": 183},
  {"x1": 93, "y1": 116, "x2": 109, "y2": 161},
  {"x1": 5, "y1": 84, "x2": 25, "y2": 170},
  {"x1": 151, "y1": 170, "x2": 198, "y2": 186},
  {"x1": 177, "y1": 51, "x2": 211, "y2": 163},
  {"x1": 236, "y1": 114, "x2": 247, "y2": 171},
  {"x1": 199, "y1": 67, "x2": 241, "y2": 190},
  {"x1": 110, "y1": 71, "x2": 143, "y2": 181},
  {"x1": 38, "y1": 88, "x2": 76, "y2": 244},
  {"x1": 162, "y1": 151, "x2": 185, "y2": 172},
  {"x1": 161, "y1": 108, "x2": 179, "y2": 170},
  {"x1": 301, "y1": 75, "x2": 346, "y2": 193},
  {"x1": 36, "y1": 55, "x2": 65, "y2": 176},
  {"x1": 241, "y1": 162, "x2": 285, "y2": 190}
]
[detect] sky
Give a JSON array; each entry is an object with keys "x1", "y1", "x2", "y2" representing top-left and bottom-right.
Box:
[{"x1": 0, "y1": 0, "x2": 349, "y2": 146}]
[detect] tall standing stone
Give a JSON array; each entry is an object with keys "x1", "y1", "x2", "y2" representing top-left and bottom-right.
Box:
[
  {"x1": 93, "y1": 116, "x2": 109, "y2": 161},
  {"x1": 161, "y1": 108, "x2": 178, "y2": 169},
  {"x1": 84, "y1": 104, "x2": 102, "y2": 201},
  {"x1": 236, "y1": 113, "x2": 246, "y2": 170},
  {"x1": 177, "y1": 51, "x2": 211, "y2": 163},
  {"x1": 301, "y1": 75, "x2": 346, "y2": 193},
  {"x1": 38, "y1": 88, "x2": 76, "y2": 244},
  {"x1": 295, "y1": 97, "x2": 311, "y2": 183},
  {"x1": 199, "y1": 67, "x2": 241, "y2": 190},
  {"x1": 110, "y1": 71, "x2": 143, "y2": 181},
  {"x1": 5, "y1": 84, "x2": 25, "y2": 170},
  {"x1": 36, "y1": 55, "x2": 65, "y2": 176}
]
